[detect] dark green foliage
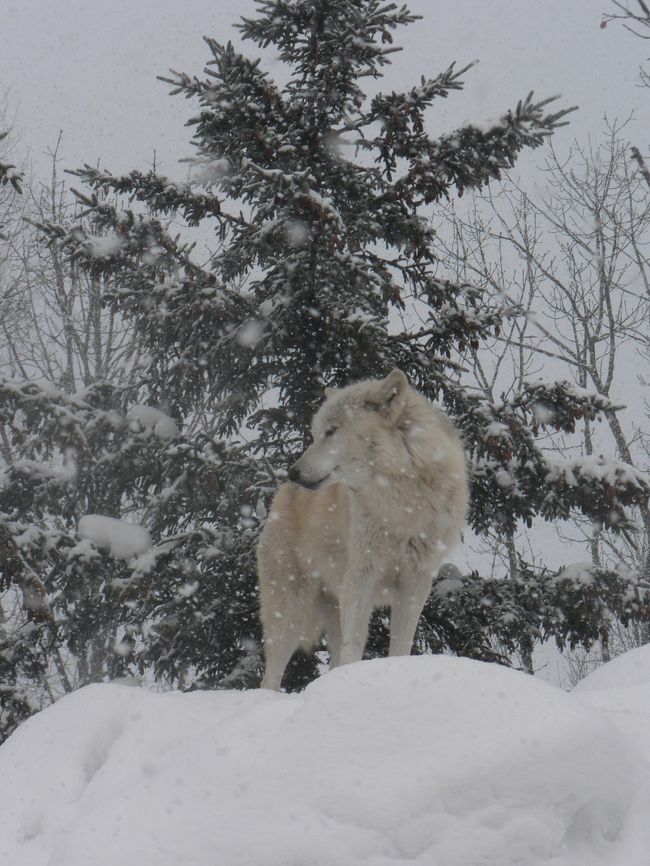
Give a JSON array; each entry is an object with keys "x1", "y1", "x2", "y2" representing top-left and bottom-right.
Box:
[
  {"x1": 0, "y1": 376, "x2": 265, "y2": 738},
  {"x1": 420, "y1": 562, "x2": 650, "y2": 667}
]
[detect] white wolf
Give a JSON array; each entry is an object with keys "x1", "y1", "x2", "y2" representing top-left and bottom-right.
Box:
[{"x1": 257, "y1": 368, "x2": 468, "y2": 690}]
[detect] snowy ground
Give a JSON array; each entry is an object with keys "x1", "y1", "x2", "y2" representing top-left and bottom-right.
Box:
[{"x1": 2, "y1": 651, "x2": 650, "y2": 866}]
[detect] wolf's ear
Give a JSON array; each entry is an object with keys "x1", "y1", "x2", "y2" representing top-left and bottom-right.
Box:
[{"x1": 376, "y1": 368, "x2": 408, "y2": 417}]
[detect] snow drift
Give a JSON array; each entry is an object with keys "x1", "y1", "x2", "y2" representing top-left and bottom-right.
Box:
[{"x1": 1, "y1": 654, "x2": 647, "y2": 866}]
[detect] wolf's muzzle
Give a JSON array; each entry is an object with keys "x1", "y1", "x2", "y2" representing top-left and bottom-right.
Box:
[{"x1": 288, "y1": 464, "x2": 330, "y2": 490}]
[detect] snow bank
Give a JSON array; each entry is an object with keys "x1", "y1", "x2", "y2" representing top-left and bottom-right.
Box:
[
  {"x1": 0, "y1": 655, "x2": 642, "y2": 866},
  {"x1": 77, "y1": 514, "x2": 152, "y2": 561}
]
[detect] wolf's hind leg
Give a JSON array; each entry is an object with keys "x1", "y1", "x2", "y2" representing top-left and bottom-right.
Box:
[
  {"x1": 260, "y1": 633, "x2": 297, "y2": 690},
  {"x1": 259, "y1": 582, "x2": 301, "y2": 690},
  {"x1": 260, "y1": 587, "x2": 320, "y2": 689}
]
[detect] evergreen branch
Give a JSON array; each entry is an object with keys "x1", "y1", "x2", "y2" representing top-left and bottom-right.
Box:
[
  {"x1": 0, "y1": 130, "x2": 23, "y2": 195},
  {"x1": 66, "y1": 166, "x2": 230, "y2": 228},
  {"x1": 631, "y1": 145, "x2": 650, "y2": 189},
  {"x1": 368, "y1": 61, "x2": 474, "y2": 120},
  {"x1": 387, "y1": 93, "x2": 578, "y2": 200},
  {"x1": 508, "y1": 380, "x2": 625, "y2": 434}
]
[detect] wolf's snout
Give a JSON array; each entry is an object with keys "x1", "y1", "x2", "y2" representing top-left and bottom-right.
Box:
[{"x1": 288, "y1": 461, "x2": 327, "y2": 489}]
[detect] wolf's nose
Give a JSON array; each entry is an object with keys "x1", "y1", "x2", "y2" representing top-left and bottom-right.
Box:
[{"x1": 288, "y1": 465, "x2": 300, "y2": 483}]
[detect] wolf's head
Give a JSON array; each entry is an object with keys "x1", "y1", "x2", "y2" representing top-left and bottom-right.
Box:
[{"x1": 288, "y1": 369, "x2": 411, "y2": 491}]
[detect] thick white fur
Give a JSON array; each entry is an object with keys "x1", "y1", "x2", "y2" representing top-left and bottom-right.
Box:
[{"x1": 257, "y1": 369, "x2": 468, "y2": 690}]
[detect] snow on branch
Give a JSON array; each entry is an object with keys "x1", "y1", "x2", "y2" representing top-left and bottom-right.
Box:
[
  {"x1": 510, "y1": 379, "x2": 623, "y2": 435},
  {"x1": 546, "y1": 453, "x2": 650, "y2": 511},
  {"x1": 77, "y1": 515, "x2": 152, "y2": 562}
]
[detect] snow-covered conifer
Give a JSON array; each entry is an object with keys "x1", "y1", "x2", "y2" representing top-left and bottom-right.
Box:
[{"x1": 34, "y1": 0, "x2": 649, "y2": 691}]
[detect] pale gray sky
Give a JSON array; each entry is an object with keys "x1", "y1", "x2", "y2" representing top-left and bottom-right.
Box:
[{"x1": 2, "y1": 0, "x2": 649, "y2": 181}]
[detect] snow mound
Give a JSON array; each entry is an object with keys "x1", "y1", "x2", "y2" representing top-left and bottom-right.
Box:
[
  {"x1": 574, "y1": 644, "x2": 650, "y2": 762},
  {"x1": 77, "y1": 514, "x2": 152, "y2": 561},
  {"x1": 574, "y1": 643, "x2": 650, "y2": 694},
  {"x1": 0, "y1": 655, "x2": 641, "y2": 866}
]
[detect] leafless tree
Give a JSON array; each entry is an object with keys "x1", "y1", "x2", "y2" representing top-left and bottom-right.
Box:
[
  {"x1": 603, "y1": 1, "x2": 650, "y2": 39},
  {"x1": 435, "y1": 193, "x2": 542, "y2": 568},
  {"x1": 0, "y1": 139, "x2": 146, "y2": 702},
  {"x1": 440, "y1": 123, "x2": 650, "y2": 658},
  {"x1": 0, "y1": 115, "x2": 27, "y2": 361},
  {"x1": 602, "y1": 2, "x2": 650, "y2": 186},
  {"x1": 1, "y1": 136, "x2": 141, "y2": 391}
]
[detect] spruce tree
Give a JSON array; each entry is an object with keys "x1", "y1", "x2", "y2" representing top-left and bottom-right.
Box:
[{"x1": 25, "y1": 0, "x2": 650, "y2": 696}]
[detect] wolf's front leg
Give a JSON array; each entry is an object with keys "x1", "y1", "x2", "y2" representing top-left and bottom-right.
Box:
[{"x1": 337, "y1": 569, "x2": 376, "y2": 666}]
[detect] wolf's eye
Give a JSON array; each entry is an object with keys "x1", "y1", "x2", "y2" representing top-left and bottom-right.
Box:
[{"x1": 324, "y1": 426, "x2": 337, "y2": 438}]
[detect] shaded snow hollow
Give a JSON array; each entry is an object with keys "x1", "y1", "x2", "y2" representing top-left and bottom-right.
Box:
[{"x1": 2, "y1": 653, "x2": 650, "y2": 866}]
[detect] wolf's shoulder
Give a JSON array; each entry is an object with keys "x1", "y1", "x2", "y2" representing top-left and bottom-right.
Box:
[{"x1": 406, "y1": 390, "x2": 462, "y2": 439}]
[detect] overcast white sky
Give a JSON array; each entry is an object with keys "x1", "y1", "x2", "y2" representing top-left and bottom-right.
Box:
[{"x1": 2, "y1": 0, "x2": 649, "y2": 182}]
